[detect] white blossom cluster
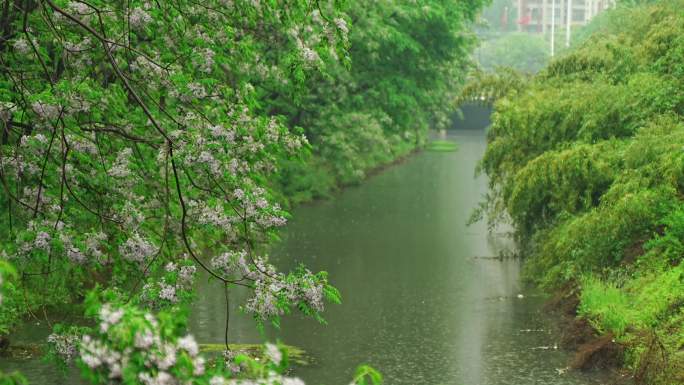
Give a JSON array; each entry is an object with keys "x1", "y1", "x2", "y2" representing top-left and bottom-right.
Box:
[
  {"x1": 9, "y1": 220, "x2": 107, "y2": 267},
  {"x1": 80, "y1": 306, "x2": 206, "y2": 383},
  {"x1": 0, "y1": 101, "x2": 15, "y2": 122},
  {"x1": 13, "y1": 37, "x2": 30, "y2": 54},
  {"x1": 233, "y1": 187, "x2": 288, "y2": 229},
  {"x1": 129, "y1": 7, "x2": 153, "y2": 30},
  {"x1": 64, "y1": 36, "x2": 92, "y2": 53},
  {"x1": 68, "y1": 133, "x2": 99, "y2": 154},
  {"x1": 129, "y1": 54, "x2": 168, "y2": 79},
  {"x1": 141, "y1": 261, "x2": 197, "y2": 307},
  {"x1": 79, "y1": 305, "x2": 323, "y2": 385},
  {"x1": 16, "y1": 221, "x2": 54, "y2": 256},
  {"x1": 289, "y1": 28, "x2": 321, "y2": 66},
  {"x1": 192, "y1": 47, "x2": 216, "y2": 74},
  {"x1": 334, "y1": 18, "x2": 349, "y2": 35},
  {"x1": 47, "y1": 332, "x2": 80, "y2": 362},
  {"x1": 119, "y1": 232, "x2": 156, "y2": 264},
  {"x1": 31, "y1": 101, "x2": 61, "y2": 121},
  {"x1": 245, "y1": 273, "x2": 325, "y2": 319},
  {"x1": 210, "y1": 251, "x2": 326, "y2": 320},
  {"x1": 109, "y1": 148, "x2": 133, "y2": 178}
]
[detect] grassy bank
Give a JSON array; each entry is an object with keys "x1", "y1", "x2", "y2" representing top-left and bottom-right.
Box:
[{"x1": 474, "y1": 2, "x2": 684, "y2": 383}]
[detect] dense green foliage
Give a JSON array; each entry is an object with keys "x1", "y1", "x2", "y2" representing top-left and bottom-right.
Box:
[
  {"x1": 476, "y1": 1, "x2": 684, "y2": 383},
  {"x1": 0, "y1": 0, "x2": 486, "y2": 383},
  {"x1": 273, "y1": 1, "x2": 486, "y2": 201}
]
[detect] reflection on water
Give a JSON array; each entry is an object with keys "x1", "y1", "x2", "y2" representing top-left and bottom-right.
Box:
[{"x1": 189, "y1": 129, "x2": 608, "y2": 385}]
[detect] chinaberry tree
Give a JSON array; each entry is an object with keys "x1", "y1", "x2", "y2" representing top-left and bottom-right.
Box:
[{"x1": 0, "y1": 0, "x2": 348, "y2": 381}]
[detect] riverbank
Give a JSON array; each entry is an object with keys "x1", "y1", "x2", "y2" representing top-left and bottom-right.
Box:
[
  {"x1": 545, "y1": 285, "x2": 634, "y2": 385},
  {"x1": 272, "y1": 138, "x2": 420, "y2": 206},
  {"x1": 473, "y1": 2, "x2": 684, "y2": 384}
]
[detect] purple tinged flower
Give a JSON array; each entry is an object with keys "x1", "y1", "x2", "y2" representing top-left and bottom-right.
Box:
[
  {"x1": 99, "y1": 305, "x2": 124, "y2": 333},
  {"x1": 302, "y1": 47, "x2": 319, "y2": 63},
  {"x1": 165, "y1": 262, "x2": 177, "y2": 272},
  {"x1": 67, "y1": 1, "x2": 91, "y2": 15},
  {"x1": 66, "y1": 245, "x2": 86, "y2": 264},
  {"x1": 129, "y1": 8, "x2": 152, "y2": 29},
  {"x1": 31, "y1": 101, "x2": 60, "y2": 120},
  {"x1": 187, "y1": 82, "x2": 207, "y2": 99},
  {"x1": 192, "y1": 47, "x2": 215, "y2": 73},
  {"x1": 264, "y1": 343, "x2": 282, "y2": 365},
  {"x1": 13, "y1": 38, "x2": 30, "y2": 54},
  {"x1": 178, "y1": 265, "x2": 196, "y2": 284},
  {"x1": 119, "y1": 233, "x2": 155, "y2": 263},
  {"x1": 139, "y1": 371, "x2": 174, "y2": 385},
  {"x1": 33, "y1": 133, "x2": 48, "y2": 144},
  {"x1": 177, "y1": 334, "x2": 199, "y2": 357},
  {"x1": 135, "y1": 329, "x2": 155, "y2": 349},
  {"x1": 158, "y1": 282, "x2": 177, "y2": 303},
  {"x1": 334, "y1": 18, "x2": 349, "y2": 34},
  {"x1": 197, "y1": 151, "x2": 221, "y2": 174},
  {"x1": 71, "y1": 137, "x2": 99, "y2": 154},
  {"x1": 155, "y1": 343, "x2": 177, "y2": 370},
  {"x1": 34, "y1": 231, "x2": 51, "y2": 250},
  {"x1": 193, "y1": 356, "x2": 206, "y2": 375},
  {"x1": 85, "y1": 232, "x2": 106, "y2": 261},
  {"x1": 109, "y1": 148, "x2": 133, "y2": 178},
  {"x1": 47, "y1": 333, "x2": 79, "y2": 362}
]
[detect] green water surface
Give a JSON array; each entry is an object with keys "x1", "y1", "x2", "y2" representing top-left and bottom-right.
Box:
[{"x1": 188, "y1": 129, "x2": 610, "y2": 385}]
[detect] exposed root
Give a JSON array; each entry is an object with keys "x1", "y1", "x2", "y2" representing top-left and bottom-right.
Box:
[
  {"x1": 544, "y1": 281, "x2": 580, "y2": 317},
  {"x1": 561, "y1": 318, "x2": 597, "y2": 350},
  {"x1": 569, "y1": 333, "x2": 623, "y2": 371}
]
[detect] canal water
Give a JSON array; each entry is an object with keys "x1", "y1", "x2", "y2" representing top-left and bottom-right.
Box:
[
  {"x1": 0, "y1": 125, "x2": 609, "y2": 385},
  {"x1": 188, "y1": 127, "x2": 609, "y2": 385}
]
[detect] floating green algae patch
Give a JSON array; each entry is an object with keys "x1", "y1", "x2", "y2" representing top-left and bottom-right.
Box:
[
  {"x1": 200, "y1": 343, "x2": 309, "y2": 366},
  {"x1": 3, "y1": 343, "x2": 309, "y2": 366},
  {"x1": 426, "y1": 140, "x2": 458, "y2": 152}
]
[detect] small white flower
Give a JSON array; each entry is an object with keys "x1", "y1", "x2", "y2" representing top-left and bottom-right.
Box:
[
  {"x1": 129, "y1": 8, "x2": 152, "y2": 29},
  {"x1": 158, "y1": 282, "x2": 177, "y2": 303},
  {"x1": 264, "y1": 343, "x2": 282, "y2": 365},
  {"x1": 13, "y1": 38, "x2": 30, "y2": 54},
  {"x1": 334, "y1": 17, "x2": 348, "y2": 34},
  {"x1": 177, "y1": 334, "x2": 199, "y2": 357},
  {"x1": 134, "y1": 330, "x2": 155, "y2": 349}
]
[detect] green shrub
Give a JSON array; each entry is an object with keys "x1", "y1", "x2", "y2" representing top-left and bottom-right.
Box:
[{"x1": 579, "y1": 277, "x2": 637, "y2": 337}]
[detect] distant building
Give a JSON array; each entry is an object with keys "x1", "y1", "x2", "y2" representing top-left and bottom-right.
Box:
[{"x1": 514, "y1": 0, "x2": 615, "y2": 34}]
